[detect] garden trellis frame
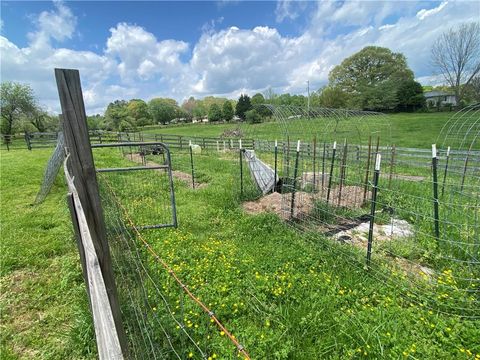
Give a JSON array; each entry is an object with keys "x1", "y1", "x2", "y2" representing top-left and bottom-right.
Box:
[{"x1": 237, "y1": 104, "x2": 479, "y2": 317}]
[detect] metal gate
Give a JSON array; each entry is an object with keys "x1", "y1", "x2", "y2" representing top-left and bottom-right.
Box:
[{"x1": 92, "y1": 141, "x2": 177, "y2": 230}]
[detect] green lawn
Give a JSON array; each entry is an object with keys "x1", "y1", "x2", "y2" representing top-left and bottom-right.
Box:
[
  {"x1": 0, "y1": 149, "x2": 95, "y2": 359},
  {"x1": 1, "y1": 133, "x2": 479, "y2": 359},
  {"x1": 142, "y1": 112, "x2": 453, "y2": 149}
]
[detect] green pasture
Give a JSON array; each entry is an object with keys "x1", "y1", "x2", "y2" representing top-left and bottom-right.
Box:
[
  {"x1": 142, "y1": 112, "x2": 453, "y2": 149},
  {"x1": 1, "y1": 135, "x2": 479, "y2": 359}
]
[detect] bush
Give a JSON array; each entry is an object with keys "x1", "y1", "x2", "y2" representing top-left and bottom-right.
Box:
[{"x1": 245, "y1": 109, "x2": 262, "y2": 124}]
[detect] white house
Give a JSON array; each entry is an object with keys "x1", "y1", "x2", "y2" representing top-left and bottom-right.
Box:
[{"x1": 424, "y1": 91, "x2": 457, "y2": 107}]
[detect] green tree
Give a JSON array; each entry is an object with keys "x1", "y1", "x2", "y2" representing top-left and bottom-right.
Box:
[
  {"x1": 29, "y1": 109, "x2": 59, "y2": 132},
  {"x1": 236, "y1": 94, "x2": 252, "y2": 120},
  {"x1": 222, "y1": 100, "x2": 234, "y2": 121},
  {"x1": 208, "y1": 103, "x2": 223, "y2": 122},
  {"x1": 251, "y1": 93, "x2": 265, "y2": 105},
  {"x1": 329, "y1": 46, "x2": 414, "y2": 110},
  {"x1": 127, "y1": 99, "x2": 151, "y2": 127},
  {"x1": 105, "y1": 100, "x2": 130, "y2": 130},
  {"x1": 462, "y1": 76, "x2": 480, "y2": 103},
  {"x1": 245, "y1": 109, "x2": 262, "y2": 124},
  {"x1": 396, "y1": 80, "x2": 425, "y2": 112},
  {"x1": 148, "y1": 98, "x2": 178, "y2": 125},
  {"x1": 312, "y1": 86, "x2": 348, "y2": 108},
  {"x1": 250, "y1": 92, "x2": 273, "y2": 117},
  {"x1": 0, "y1": 82, "x2": 36, "y2": 136},
  {"x1": 87, "y1": 114, "x2": 106, "y2": 130}
]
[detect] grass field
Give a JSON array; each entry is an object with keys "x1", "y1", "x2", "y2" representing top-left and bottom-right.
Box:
[
  {"x1": 0, "y1": 149, "x2": 95, "y2": 359},
  {"x1": 2, "y1": 143, "x2": 479, "y2": 359},
  {"x1": 142, "y1": 112, "x2": 454, "y2": 149}
]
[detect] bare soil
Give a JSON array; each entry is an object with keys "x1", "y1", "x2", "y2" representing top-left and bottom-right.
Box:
[
  {"x1": 242, "y1": 191, "x2": 316, "y2": 219},
  {"x1": 126, "y1": 153, "x2": 207, "y2": 189},
  {"x1": 242, "y1": 185, "x2": 369, "y2": 219}
]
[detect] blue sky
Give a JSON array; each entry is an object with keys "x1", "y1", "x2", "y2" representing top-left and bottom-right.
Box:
[{"x1": 1, "y1": 1, "x2": 478, "y2": 114}]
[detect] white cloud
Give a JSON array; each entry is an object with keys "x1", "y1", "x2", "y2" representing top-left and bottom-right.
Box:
[
  {"x1": 28, "y1": 1, "x2": 76, "y2": 50},
  {"x1": 105, "y1": 23, "x2": 189, "y2": 82},
  {"x1": 416, "y1": 1, "x2": 448, "y2": 21},
  {"x1": 275, "y1": 0, "x2": 304, "y2": 22},
  {"x1": 1, "y1": 1, "x2": 477, "y2": 114},
  {"x1": 189, "y1": 26, "x2": 296, "y2": 95}
]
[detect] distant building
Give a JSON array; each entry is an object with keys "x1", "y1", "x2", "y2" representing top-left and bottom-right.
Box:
[{"x1": 424, "y1": 91, "x2": 457, "y2": 107}]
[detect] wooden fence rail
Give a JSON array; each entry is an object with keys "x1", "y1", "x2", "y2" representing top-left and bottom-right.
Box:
[{"x1": 19, "y1": 129, "x2": 480, "y2": 171}]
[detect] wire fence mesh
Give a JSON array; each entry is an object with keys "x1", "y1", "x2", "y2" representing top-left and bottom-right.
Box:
[
  {"x1": 235, "y1": 105, "x2": 479, "y2": 317},
  {"x1": 92, "y1": 142, "x2": 251, "y2": 359},
  {"x1": 34, "y1": 132, "x2": 65, "y2": 204}
]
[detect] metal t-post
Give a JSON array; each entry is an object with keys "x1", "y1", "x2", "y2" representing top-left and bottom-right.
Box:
[
  {"x1": 189, "y1": 140, "x2": 195, "y2": 189},
  {"x1": 274, "y1": 140, "x2": 278, "y2": 193},
  {"x1": 432, "y1": 144, "x2": 440, "y2": 243},
  {"x1": 326, "y1": 141, "x2": 337, "y2": 205},
  {"x1": 290, "y1": 141, "x2": 301, "y2": 220},
  {"x1": 366, "y1": 153, "x2": 381, "y2": 268}
]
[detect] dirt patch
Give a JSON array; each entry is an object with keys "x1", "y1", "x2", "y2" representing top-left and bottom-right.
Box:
[
  {"x1": 125, "y1": 153, "x2": 207, "y2": 189},
  {"x1": 319, "y1": 185, "x2": 369, "y2": 208},
  {"x1": 243, "y1": 192, "x2": 284, "y2": 216},
  {"x1": 243, "y1": 185, "x2": 368, "y2": 218},
  {"x1": 243, "y1": 191, "x2": 315, "y2": 219},
  {"x1": 221, "y1": 128, "x2": 243, "y2": 138},
  {"x1": 172, "y1": 170, "x2": 207, "y2": 189}
]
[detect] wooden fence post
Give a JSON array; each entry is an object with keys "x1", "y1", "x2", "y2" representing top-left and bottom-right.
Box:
[{"x1": 54, "y1": 68, "x2": 127, "y2": 356}]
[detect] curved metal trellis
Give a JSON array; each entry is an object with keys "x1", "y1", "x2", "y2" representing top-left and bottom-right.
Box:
[{"x1": 236, "y1": 104, "x2": 479, "y2": 317}]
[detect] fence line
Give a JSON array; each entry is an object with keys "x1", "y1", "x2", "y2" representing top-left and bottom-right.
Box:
[
  {"x1": 103, "y1": 177, "x2": 252, "y2": 360},
  {"x1": 21, "y1": 130, "x2": 480, "y2": 166}
]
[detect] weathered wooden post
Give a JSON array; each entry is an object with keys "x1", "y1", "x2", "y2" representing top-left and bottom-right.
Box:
[
  {"x1": 55, "y1": 68, "x2": 127, "y2": 356},
  {"x1": 25, "y1": 132, "x2": 32, "y2": 150}
]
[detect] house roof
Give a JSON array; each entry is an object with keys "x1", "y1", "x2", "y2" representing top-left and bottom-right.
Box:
[{"x1": 424, "y1": 91, "x2": 454, "y2": 98}]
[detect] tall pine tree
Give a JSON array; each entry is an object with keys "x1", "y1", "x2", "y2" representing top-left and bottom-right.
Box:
[{"x1": 235, "y1": 94, "x2": 252, "y2": 120}]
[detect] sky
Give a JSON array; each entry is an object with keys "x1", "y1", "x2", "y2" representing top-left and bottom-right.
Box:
[{"x1": 1, "y1": 1, "x2": 478, "y2": 115}]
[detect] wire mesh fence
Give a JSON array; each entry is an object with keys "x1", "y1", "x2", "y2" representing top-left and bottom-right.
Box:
[
  {"x1": 92, "y1": 142, "x2": 251, "y2": 359},
  {"x1": 34, "y1": 132, "x2": 65, "y2": 204},
  {"x1": 92, "y1": 142, "x2": 177, "y2": 230},
  {"x1": 233, "y1": 105, "x2": 479, "y2": 317},
  {"x1": 0, "y1": 134, "x2": 28, "y2": 150}
]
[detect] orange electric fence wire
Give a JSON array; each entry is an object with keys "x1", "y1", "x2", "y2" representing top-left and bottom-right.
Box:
[{"x1": 102, "y1": 178, "x2": 252, "y2": 360}]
